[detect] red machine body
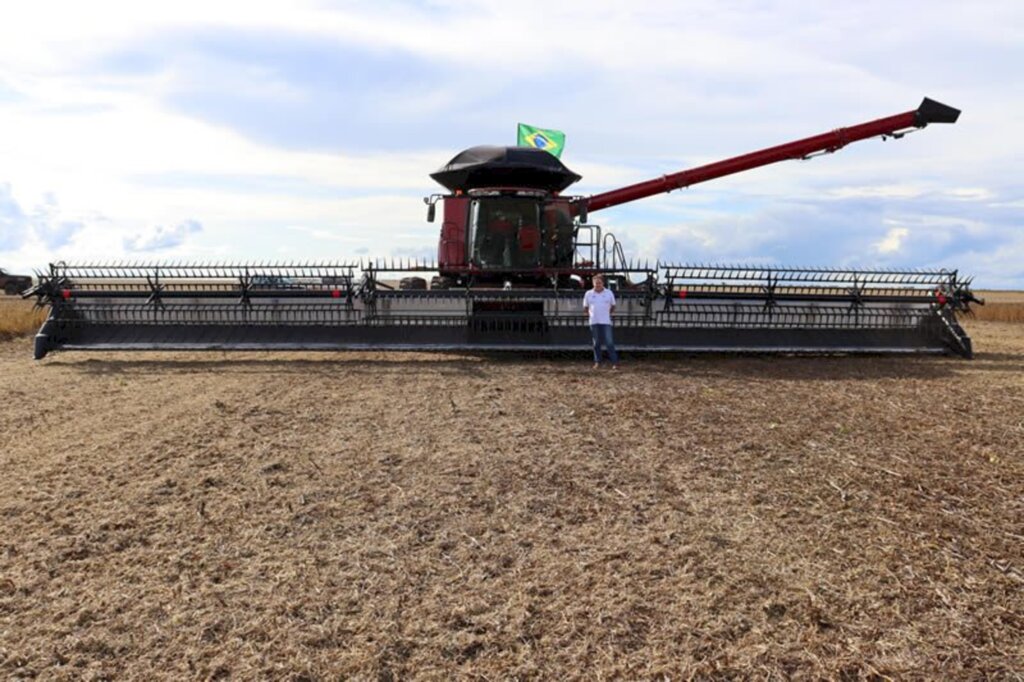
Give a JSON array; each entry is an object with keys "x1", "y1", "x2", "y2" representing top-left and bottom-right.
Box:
[
  {"x1": 437, "y1": 196, "x2": 467, "y2": 265},
  {"x1": 435, "y1": 193, "x2": 575, "y2": 272},
  {"x1": 428, "y1": 98, "x2": 959, "y2": 281}
]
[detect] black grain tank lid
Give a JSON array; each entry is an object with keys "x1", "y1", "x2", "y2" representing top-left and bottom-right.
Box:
[{"x1": 430, "y1": 146, "x2": 582, "y2": 193}]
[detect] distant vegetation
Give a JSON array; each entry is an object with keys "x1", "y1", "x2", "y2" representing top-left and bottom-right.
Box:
[
  {"x1": 973, "y1": 292, "x2": 1024, "y2": 323},
  {"x1": 974, "y1": 304, "x2": 1024, "y2": 323},
  {"x1": 0, "y1": 299, "x2": 46, "y2": 341}
]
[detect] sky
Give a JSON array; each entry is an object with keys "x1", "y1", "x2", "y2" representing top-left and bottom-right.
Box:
[{"x1": 0, "y1": 0, "x2": 1022, "y2": 287}]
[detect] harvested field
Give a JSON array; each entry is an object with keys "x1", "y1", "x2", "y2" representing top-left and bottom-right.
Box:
[{"x1": 0, "y1": 318, "x2": 1023, "y2": 679}]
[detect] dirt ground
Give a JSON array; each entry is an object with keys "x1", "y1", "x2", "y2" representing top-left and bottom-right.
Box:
[{"x1": 0, "y1": 322, "x2": 1022, "y2": 680}]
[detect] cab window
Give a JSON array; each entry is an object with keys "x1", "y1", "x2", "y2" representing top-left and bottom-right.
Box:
[{"x1": 468, "y1": 198, "x2": 542, "y2": 268}]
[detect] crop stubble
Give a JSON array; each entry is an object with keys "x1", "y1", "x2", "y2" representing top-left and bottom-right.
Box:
[{"x1": 0, "y1": 321, "x2": 1022, "y2": 679}]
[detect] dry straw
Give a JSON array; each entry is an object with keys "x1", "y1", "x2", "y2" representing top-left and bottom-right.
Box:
[
  {"x1": 0, "y1": 299, "x2": 45, "y2": 341},
  {"x1": 0, "y1": 319, "x2": 1022, "y2": 679},
  {"x1": 972, "y1": 302, "x2": 1024, "y2": 323}
]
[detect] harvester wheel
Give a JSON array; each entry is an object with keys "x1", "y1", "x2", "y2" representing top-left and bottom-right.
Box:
[
  {"x1": 604, "y1": 275, "x2": 628, "y2": 291},
  {"x1": 399, "y1": 277, "x2": 427, "y2": 290},
  {"x1": 430, "y1": 276, "x2": 454, "y2": 290},
  {"x1": 562, "y1": 276, "x2": 583, "y2": 290}
]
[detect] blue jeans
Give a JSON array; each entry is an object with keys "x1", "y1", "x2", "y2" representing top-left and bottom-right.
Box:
[{"x1": 590, "y1": 324, "x2": 619, "y2": 364}]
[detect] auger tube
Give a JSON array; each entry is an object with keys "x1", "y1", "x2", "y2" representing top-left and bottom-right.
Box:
[{"x1": 585, "y1": 98, "x2": 960, "y2": 213}]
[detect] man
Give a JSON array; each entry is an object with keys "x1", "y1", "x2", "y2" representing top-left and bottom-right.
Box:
[
  {"x1": 583, "y1": 274, "x2": 619, "y2": 369},
  {"x1": 485, "y1": 211, "x2": 516, "y2": 266}
]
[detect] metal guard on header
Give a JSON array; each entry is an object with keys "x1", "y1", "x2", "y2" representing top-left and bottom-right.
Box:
[{"x1": 29, "y1": 260, "x2": 977, "y2": 360}]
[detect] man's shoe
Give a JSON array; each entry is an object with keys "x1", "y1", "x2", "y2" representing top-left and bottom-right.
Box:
[{"x1": 593, "y1": 362, "x2": 600, "y2": 369}]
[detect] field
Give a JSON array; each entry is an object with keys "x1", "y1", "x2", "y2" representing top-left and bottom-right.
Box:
[
  {"x1": 0, "y1": 297, "x2": 1022, "y2": 679},
  {"x1": 0, "y1": 298, "x2": 46, "y2": 341}
]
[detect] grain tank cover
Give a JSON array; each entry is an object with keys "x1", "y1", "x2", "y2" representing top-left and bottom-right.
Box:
[{"x1": 430, "y1": 146, "x2": 582, "y2": 193}]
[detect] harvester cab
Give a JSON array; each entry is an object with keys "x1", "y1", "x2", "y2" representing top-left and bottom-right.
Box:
[
  {"x1": 29, "y1": 97, "x2": 979, "y2": 360},
  {"x1": 426, "y1": 146, "x2": 584, "y2": 288},
  {"x1": 430, "y1": 190, "x2": 579, "y2": 280}
]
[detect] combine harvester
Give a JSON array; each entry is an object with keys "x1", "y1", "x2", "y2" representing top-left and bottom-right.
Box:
[{"x1": 28, "y1": 97, "x2": 980, "y2": 360}]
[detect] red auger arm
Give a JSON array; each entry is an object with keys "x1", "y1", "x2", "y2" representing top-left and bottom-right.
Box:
[{"x1": 585, "y1": 98, "x2": 960, "y2": 213}]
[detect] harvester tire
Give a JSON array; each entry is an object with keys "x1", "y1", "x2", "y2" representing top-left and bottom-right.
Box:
[
  {"x1": 399, "y1": 277, "x2": 427, "y2": 291},
  {"x1": 563, "y1": 276, "x2": 583, "y2": 290},
  {"x1": 430, "y1": 276, "x2": 454, "y2": 290}
]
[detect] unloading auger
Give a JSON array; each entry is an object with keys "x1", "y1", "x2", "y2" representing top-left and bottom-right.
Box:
[{"x1": 27, "y1": 97, "x2": 980, "y2": 360}]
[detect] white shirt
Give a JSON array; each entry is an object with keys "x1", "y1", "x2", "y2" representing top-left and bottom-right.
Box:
[{"x1": 584, "y1": 288, "x2": 616, "y2": 325}]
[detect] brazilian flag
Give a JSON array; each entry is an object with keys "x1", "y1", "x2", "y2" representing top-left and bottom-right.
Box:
[{"x1": 517, "y1": 123, "x2": 566, "y2": 158}]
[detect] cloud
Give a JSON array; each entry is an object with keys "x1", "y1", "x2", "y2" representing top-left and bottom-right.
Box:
[
  {"x1": 644, "y1": 188, "x2": 1020, "y2": 287},
  {"x1": 389, "y1": 244, "x2": 436, "y2": 261},
  {"x1": 123, "y1": 219, "x2": 202, "y2": 252},
  {"x1": 30, "y1": 192, "x2": 84, "y2": 248},
  {"x1": 0, "y1": 183, "x2": 28, "y2": 250},
  {"x1": 875, "y1": 227, "x2": 909, "y2": 254},
  {"x1": 0, "y1": 184, "x2": 85, "y2": 251}
]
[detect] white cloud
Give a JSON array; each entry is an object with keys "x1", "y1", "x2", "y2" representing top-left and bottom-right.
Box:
[
  {"x1": 875, "y1": 227, "x2": 910, "y2": 254},
  {"x1": 944, "y1": 187, "x2": 995, "y2": 201},
  {"x1": 123, "y1": 219, "x2": 202, "y2": 252},
  {"x1": 0, "y1": 183, "x2": 27, "y2": 250},
  {"x1": 0, "y1": 184, "x2": 86, "y2": 253},
  {"x1": 826, "y1": 185, "x2": 927, "y2": 200}
]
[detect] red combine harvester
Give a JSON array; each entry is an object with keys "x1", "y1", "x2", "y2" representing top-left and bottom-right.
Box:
[{"x1": 27, "y1": 97, "x2": 980, "y2": 359}]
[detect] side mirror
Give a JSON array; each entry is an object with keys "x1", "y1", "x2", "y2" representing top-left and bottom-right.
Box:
[
  {"x1": 426, "y1": 203, "x2": 436, "y2": 223},
  {"x1": 577, "y1": 201, "x2": 588, "y2": 224}
]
